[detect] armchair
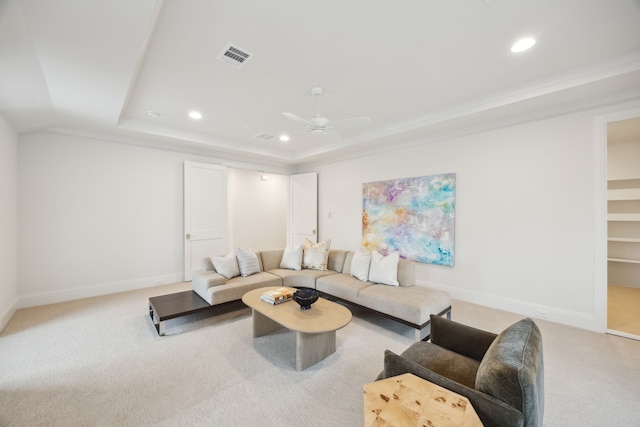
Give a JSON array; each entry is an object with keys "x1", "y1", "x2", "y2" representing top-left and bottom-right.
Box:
[{"x1": 380, "y1": 315, "x2": 544, "y2": 427}]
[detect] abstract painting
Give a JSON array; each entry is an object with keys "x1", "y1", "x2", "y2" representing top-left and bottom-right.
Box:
[{"x1": 362, "y1": 173, "x2": 455, "y2": 266}]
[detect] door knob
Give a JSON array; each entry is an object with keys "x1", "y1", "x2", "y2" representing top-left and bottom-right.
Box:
[{"x1": 186, "y1": 234, "x2": 191, "y2": 240}]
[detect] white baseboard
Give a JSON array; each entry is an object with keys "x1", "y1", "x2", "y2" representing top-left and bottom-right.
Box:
[
  {"x1": 418, "y1": 280, "x2": 600, "y2": 332},
  {"x1": 0, "y1": 298, "x2": 18, "y2": 333},
  {"x1": 17, "y1": 273, "x2": 184, "y2": 309}
]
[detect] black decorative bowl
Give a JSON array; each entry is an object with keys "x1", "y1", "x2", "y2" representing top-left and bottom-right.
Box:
[{"x1": 292, "y1": 289, "x2": 319, "y2": 310}]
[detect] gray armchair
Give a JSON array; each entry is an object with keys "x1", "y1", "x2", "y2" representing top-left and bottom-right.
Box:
[{"x1": 380, "y1": 315, "x2": 544, "y2": 427}]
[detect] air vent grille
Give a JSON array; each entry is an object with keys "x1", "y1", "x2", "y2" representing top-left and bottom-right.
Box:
[
  {"x1": 255, "y1": 133, "x2": 275, "y2": 141},
  {"x1": 218, "y1": 43, "x2": 253, "y2": 68}
]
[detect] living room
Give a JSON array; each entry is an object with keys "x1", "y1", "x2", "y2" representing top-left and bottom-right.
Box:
[{"x1": 1, "y1": 1, "x2": 640, "y2": 426}]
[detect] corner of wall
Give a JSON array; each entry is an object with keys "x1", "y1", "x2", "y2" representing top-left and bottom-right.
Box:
[{"x1": 0, "y1": 298, "x2": 18, "y2": 333}]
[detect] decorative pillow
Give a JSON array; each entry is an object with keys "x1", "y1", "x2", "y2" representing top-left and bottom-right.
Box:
[
  {"x1": 235, "y1": 248, "x2": 260, "y2": 277},
  {"x1": 210, "y1": 251, "x2": 240, "y2": 279},
  {"x1": 368, "y1": 250, "x2": 399, "y2": 286},
  {"x1": 302, "y1": 239, "x2": 331, "y2": 270},
  {"x1": 280, "y1": 244, "x2": 303, "y2": 270},
  {"x1": 350, "y1": 249, "x2": 371, "y2": 281}
]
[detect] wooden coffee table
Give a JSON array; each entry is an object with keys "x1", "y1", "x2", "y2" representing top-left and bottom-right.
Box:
[
  {"x1": 242, "y1": 287, "x2": 352, "y2": 370},
  {"x1": 364, "y1": 373, "x2": 483, "y2": 426},
  {"x1": 148, "y1": 290, "x2": 216, "y2": 335}
]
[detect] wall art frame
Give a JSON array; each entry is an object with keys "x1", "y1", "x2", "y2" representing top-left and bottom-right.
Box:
[{"x1": 362, "y1": 173, "x2": 456, "y2": 266}]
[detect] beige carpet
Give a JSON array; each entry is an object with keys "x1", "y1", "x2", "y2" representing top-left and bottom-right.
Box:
[
  {"x1": 608, "y1": 285, "x2": 640, "y2": 337},
  {"x1": 1, "y1": 282, "x2": 640, "y2": 426}
]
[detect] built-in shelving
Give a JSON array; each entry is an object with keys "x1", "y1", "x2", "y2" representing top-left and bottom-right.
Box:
[{"x1": 607, "y1": 176, "x2": 640, "y2": 287}]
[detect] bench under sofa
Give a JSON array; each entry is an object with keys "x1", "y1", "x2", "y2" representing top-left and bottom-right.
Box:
[{"x1": 192, "y1": 248, "x2": 451, "y2": 340}]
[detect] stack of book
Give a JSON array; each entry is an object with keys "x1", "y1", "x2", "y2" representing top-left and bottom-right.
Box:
[{"x1": 261, "y1": 287, "x2": 295, "y2": 305}]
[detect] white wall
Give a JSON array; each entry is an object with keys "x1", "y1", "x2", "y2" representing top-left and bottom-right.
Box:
[
  {"x1": 0, "y1": 115, "x2": 18, "y2": 331},
  {"x1": 608, "y1": 140, "x2": 640, "y2": 180},
  {"x1": 308, "y1": 110, "x2": 601, "y2": 330},
  {"x1": 228, "y1": 169, "x2": 288, "y2": 250},
  {"x1": 17, "y1": 132, "x2": 288, "y2": 307}
]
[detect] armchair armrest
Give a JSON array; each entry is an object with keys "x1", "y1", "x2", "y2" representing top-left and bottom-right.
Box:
[{"x1": 429, "y1": 314, "x2": 497, "y2": 362}]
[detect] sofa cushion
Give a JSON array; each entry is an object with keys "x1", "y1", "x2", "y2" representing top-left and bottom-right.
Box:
[
  {"x1": 236, "y1": 248, "x2": 260, "y2": 277},
  {"x1": 369, "y1": 251, "x2": 399, "y2": 286},
  {"x1": 259, "y1": 249, "x2": 284, "y2": 271},
  {"x1": 350, "y1": 249, "x2": 371, "y2": 281},
  {"x1": 267, "y1": 268, "x2": 336, "y2": 288},
  {"x1": 302, "y1": 239, "x2": 331, "y2": 270},
  {"x1": 357, "y1": 284, "x2": 451, "y2": 326},
  {"x1": 280, "y1": 245, "x2": 303, "y2": 270},
  {"x1": 316, "y1": 273, "x2": 373, "y2": 301},
  {"x1": 327, "y1": 249, "x2": 349, "y2": 273},
  {"x1": 475, "y1": 318, "x2": 544, "y2": 426},
  {"x1": 210, "y1": 251, "x2": 240, "y2": 279},
  {"x1": 396, "y1": 259, "x2": 415, "y2": 287},
  {"x1": 202, "y1": 272, "x2": 282, "y2": 305}
]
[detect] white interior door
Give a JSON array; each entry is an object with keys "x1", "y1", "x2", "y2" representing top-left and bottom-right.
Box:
[
  {"x1": 184, "y1": 161, "x2": 227, "y2": 281},
  {"x1": 289, "y1": 172, "x2": 318, "y2": 247}
]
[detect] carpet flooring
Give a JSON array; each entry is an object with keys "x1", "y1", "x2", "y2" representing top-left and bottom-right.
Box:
[{"x1": 1, "y1": 282, "x2": 640, "y2": 426}]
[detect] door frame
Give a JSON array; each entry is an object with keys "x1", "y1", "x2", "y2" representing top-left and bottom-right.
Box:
[
  {"x1": 184, "y1": 161, "x2": 228, "y2": 281},
  {"x1": 594, "y1": 106, "x2": 640, "y2": 334}
]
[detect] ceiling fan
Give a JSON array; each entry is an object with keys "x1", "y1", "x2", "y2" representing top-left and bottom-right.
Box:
[{"x1": 282, "y1": 87, "x2": 370, "y2": 136}]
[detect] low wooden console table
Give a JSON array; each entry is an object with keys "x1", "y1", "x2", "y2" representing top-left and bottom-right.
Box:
[
  {"x1": 364, "y1": 373, "x2": 483, "y2": 426},
  {"x1": 148, "y1": 290, "x2": 216, "y2": 336}
]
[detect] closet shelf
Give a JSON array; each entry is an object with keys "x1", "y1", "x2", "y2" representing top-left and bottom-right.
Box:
[
  {"x1": 608, "y1": 188, "x2": 640, "y2": 201},
  {"x1": 608, "y1": 213, "x2": 640, "y2": 221},
  {"x1": 608, "y1": 237, "x2": 640, "y2": 243},
  {"x1": 608, "y1": 258, "x2": 640, "y2": 264}
]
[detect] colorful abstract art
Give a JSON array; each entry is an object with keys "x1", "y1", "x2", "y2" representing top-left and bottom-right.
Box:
[{"x1": 362, "y1": 173, "x2": 455, "y2": 266}]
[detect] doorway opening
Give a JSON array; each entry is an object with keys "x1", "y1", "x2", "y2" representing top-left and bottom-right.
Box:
[{"x1": 605, "y1": 116, "x2": 640, "y2": 340}]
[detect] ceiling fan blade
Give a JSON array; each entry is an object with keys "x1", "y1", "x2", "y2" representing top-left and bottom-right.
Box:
[
  {"x1": 282, "y1": 112, "x2": 312, "y2": 126},
  {"x1": 326, "y1": 116, "x2": 370, "y2": 129}
]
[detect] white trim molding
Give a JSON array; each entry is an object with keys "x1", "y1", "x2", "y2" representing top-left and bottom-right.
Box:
[{"x1": 17, "y1": 273, "x2": 183, "y2": 309}]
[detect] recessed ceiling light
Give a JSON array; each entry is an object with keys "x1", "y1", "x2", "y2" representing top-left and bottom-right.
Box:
[
  {"x1": 188, "y1": 111, "x2": 203, "y2": 120},
  {"x1": 511, "y1": 37, "x2": 536, "y2": 53},
  {"x1": 279, "y1": 134, "x2": 290, "y2": 142},
  {"x1": 146, "y1": 111, "x2": 160, "y2": 118}
]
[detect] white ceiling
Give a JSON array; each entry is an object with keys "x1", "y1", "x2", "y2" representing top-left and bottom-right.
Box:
[{"x1": 1, "y1": 0, "x2": 640, "y2": 169}]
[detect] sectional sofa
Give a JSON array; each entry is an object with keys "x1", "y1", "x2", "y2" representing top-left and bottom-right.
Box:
[{"x1": 192, "y1": 248, "x2": 452, "y2": 340}]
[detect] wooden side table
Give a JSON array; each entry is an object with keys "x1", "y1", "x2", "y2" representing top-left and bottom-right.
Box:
[{"x1": 363, "y1": 373, "x2": 483, "y2": 427}]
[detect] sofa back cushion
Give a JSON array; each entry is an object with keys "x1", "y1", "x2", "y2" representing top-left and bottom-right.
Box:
[
  {"x1": 327, "y1": 249, "x2": 349, "y2": 273},
  {"x1": 258, "y1": 250, "x2": 283, "y2": 271},
  {"x1": 397, "y1": 259, "x2": 415, "y2": 287},
  {"x1": 475, "y1": 318, "x2": 544, "y2": 427}
]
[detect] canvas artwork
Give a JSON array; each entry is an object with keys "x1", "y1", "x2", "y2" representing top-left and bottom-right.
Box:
[{"x1": 362, "y1": 173, "x2": 456, "y2": 266}]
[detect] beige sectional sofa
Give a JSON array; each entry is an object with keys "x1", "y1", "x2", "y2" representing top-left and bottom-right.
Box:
[{"x1": 192, "y1": 248, "x2": 451, "y2": 340}]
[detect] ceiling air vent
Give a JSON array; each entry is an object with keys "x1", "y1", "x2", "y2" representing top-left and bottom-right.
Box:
[
  {"x1": 217, "y1": 43, "x2": 253, "y2": 68},
  {"x1": 254, "y1": 133, "x2": 275, "y2": 141}
]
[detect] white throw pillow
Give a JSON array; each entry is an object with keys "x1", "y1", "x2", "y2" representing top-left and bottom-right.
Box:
[
  {"x1": 210, "y1": 251, "x2": 240, "y2": 279},
  {"x1": 280, "y1": 244, "x2": 303, "y2": 270},
  {"x1": 369, "y1": 251, "x2": 399, "y2": 286},
  {"x1": 235, "y1": 248, "x2": 260, "y2": 277},
  {"x1": 302, "y1": 238, "x2": 331, "y2": 270},
  {"x1": 350, "y1": 249, "x2": 371, "y2": 282}
]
